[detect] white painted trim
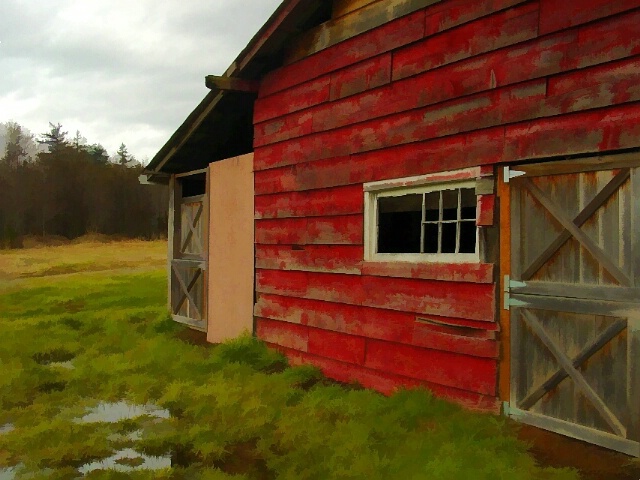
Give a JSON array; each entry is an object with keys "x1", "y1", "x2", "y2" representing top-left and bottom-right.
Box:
[
  {"x1": 363, "y1": 167, "x2": 480, "y2": 192},
  {"x1": 363, "y1": 176, "x2": 481, "y2": 263}
]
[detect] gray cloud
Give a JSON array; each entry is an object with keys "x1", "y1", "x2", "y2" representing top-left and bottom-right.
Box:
[{"x1": 0, "y1": 0, "x2": 282, "y2": 161}]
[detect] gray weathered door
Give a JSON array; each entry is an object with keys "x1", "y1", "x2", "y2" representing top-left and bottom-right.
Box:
[
  {"x1": 506, "y1": 154, "x2": 640, "y2": 456},
  {"x1": 168, "y1": 170, "x2": 208, "y2": 331}
]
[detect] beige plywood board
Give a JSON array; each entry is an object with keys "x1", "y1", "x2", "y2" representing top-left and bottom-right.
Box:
[{"x1": 207, "y1": 153, "x2": 255, "y2": 343}]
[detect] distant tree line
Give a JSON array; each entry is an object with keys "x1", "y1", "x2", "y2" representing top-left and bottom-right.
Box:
[{"x1": 0, "y1": 121, "x2": 168, "y2": 248}]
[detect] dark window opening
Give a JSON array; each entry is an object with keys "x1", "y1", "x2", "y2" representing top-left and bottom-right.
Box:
[
  {"x1": 378, "y1": 194, "x2": 422, "y2": 253},
  {"x1": 181, "y1": 173, "x2": 206, "y2": 198},
  {"x1": 376, "y1": 187, "x2": 477, "y2": 256}
]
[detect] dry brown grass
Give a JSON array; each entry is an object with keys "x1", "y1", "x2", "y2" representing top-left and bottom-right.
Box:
[{"x1": 0, "y1": 239, "x2": 166, "y2": 284}]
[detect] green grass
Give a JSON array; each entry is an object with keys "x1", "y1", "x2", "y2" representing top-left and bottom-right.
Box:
[{"x1": 0, "y1": 243, "x2": 580, "y2": 479}]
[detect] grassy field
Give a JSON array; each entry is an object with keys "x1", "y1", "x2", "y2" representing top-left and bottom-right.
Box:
[{"x1": 0, "y1": 241, "x2": 580, "y2": 479}]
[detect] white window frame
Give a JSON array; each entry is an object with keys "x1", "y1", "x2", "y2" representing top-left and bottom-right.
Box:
[{"x1": 364, "y1": 169, "x2": 481, "y2": 264}]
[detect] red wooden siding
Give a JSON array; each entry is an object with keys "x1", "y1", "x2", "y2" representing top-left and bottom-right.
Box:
[{"x1": 253, "y1": 0, "x2": 640, "y2": 409}]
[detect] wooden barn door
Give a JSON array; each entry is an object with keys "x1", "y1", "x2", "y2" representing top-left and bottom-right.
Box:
[
  {"x1": 168, "y1": 169, "x2": 208, "y2": 331},
  {"x1": 505, "y1": 154, "x2": 640, "y2": 456}
]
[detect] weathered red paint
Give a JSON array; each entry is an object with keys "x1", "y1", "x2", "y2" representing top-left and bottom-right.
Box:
[
  {"x1": 568, "y1": 10, "x2": 640, "y2": 70},
  {"x1": 259, "y1": 10, "x2": 425, "y2": 97},
  {"x1": 256, "y1": 317, "x2": 309, "y2": 352},
  {"x1": 503, "y1": 102, "x2": 640, "y2": 161},
  {"x1": 255, "y1": 244, "x2": 363, "y2": 274},
  {"x1": 254, "y1": 80, "x2": 546, "y2": 171},
  {"x1": 274, "y1": 344, "x2": 501, "y2": 412},
  {"x1": 364, "y1": 340, "x2": 498, "y2": 396},
  {"x1": 546, "y1": 56, "x2": 640, "y2": 115},
  {"x1": 256, "y1": 269, "x2": 496, "y2": 322},
  {"x1": 255, "y1": 129, "x2": 504, "y2": 195},
  {"x1": 250, "y1": 3, "x2": 640, "y2": 404},
  {"x1": 425, "y1": 0, "x2": 527, "y2": 36},
  {"x1": 329, "y1": 53, "x2": 392, "y2": 101},
  {"x1": 393, "y1": 3, "x2": 539, "y2": 81},
  {"x1": 539, "y1": 0, "x2": 640, "y2": 35},
  {"x1": 361, "y1": 261, "x2": 494, "y2": 283},
  {"x1": 254, "y1": 76, "x2": 331, "y2": 124},
  {"x1": 254, "y1": 184, "x2": 363, "y2": 219},
  {"x1": 308, "y1": 328, "x2": 367, "y2": 365},
  {"x1": 476, "y1": 194, "x2": 496, "y2": 226},
  {"x1": 255, "y1": 215, "x2": 363, "y2": 245}
]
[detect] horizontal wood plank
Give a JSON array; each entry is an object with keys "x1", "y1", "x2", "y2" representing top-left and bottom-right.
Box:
[
  {"x1": 255, "y1": 32, "x2": 578, "y2": 146},
  {"x1": 361, "y1": 261, "x2": 494, "y2": 283},
  {"x1": 365, "y1": 339, "x2": 498, "y2": 395},
  {"x1": 254, "y1": 129, "x2": 505, "y2": 194},
  {"x1": 254, "y1": 111, "x2": 314, "y2": 147},
  {"x1": 361, "y1": 275, "x2": 496, "y2": 322},
  {"x1": 568, "y1": 10, "x2": 640, "y2": 70},
  {"x1": 254, "y1": 293, "x2": 415, "y2": 341},
  {"x1": 254, "y1": 76, "x2": 331, "y2": 124},
  {"x1": 546, "y1": 56, "x2": 640, "y2": 115},
  {"x1": 254, "y1": 184, "x2": 363, "y2": 219},
  {"x1": 411, "y1": 323, "x2": 499, "y2": 358},
  {"x1": 307, "y1": 328, "x2": 367, "y2": 365},
  {"x1": 254, "y1": 80, "x2": 541, "y2": 171},
  {"x1": 256, "y1": 269, "x2": 496, "y2": 322},
  {"x1": 255, "y1": 317, "x2": 309, "y2": 352},
  {"x1": 255, "y1": 31, "x2": 577, "y2": 147},
  {"x1": 333, "y1": 0, "x2": 379, "y2": 18},
  {"x1": 503, "y1": 102, "x2": 640, "y2": 162},
  {"x1": 425, "y1": 0, "x2": 528, "y2": 36},
  {"x1": 393, "y1": 3, "x2": 539, "y2": 81},
  {"x1": 274, "y1": 344, "x2": 501, "y2": 411},
  {"x1": 254, "y1": 294, "x2": 499, "y2": 353},
  {"x1": 255, "y1": 244, "x2": 363, "y2": 274},
  {"x1": 285, "y1": 0, "x2": 437, "y2": 64},
  {"x1": 259, "y1": 10, "x2": 425, "y2": 97},
  {"x1": 255, "y1": 215, "x2": 363, "y2": 245},
  {"x1": 539, "y1": 0, "x2": 640, "y2": 35},
  {"x1": 330, "y1": 54, "x2": 392, "y2": 101}
]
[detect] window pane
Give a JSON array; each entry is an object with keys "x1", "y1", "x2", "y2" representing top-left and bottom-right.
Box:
[
  {"x1": 441, "y1": 222, "x2": 457, "y2": 253},
  {"x1": 424, "y1": 192, "x2": 439, "y2": 221},
  {"x1": 442, "y1": 189, "x2": 458, "y2": 220},
  {"x1": 377, "y1": 194, "x2": 422, "y2": 253},
  {"x1": 461, "y1": 188, "x2": 476, "y2": 220},
  {"x1": 459, "y1": 221, "x2": 477, "y2": 253},
  {"x1": 423, "y1": 223, "x2": 439, "y2": 253}
]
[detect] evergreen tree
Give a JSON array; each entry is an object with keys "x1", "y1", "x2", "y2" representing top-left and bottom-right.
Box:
[
  {"x1": 2, "y1": 122, "x2": 27, "y2": 168},
  {"x1": 72, "y1": 130, "x2": 87, "y2": 151},
  {"x1": 116, "y1": 142, "x2": 131, "y2": 165},
  {"x1": 38, "y1": 122, "x2": 68, "y2": 153},
  {"x1": 86, "y1": 143, "x2": 109, "y2": 165}
]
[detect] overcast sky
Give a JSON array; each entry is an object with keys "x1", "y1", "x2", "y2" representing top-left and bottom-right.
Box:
[{"x1": 0, "y1": 0, "x2": 282, "y2": 163}]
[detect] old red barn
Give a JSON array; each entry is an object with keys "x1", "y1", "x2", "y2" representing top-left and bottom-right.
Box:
[{"x1": 143, "y1": 0, "x2": 640, "y2": 456}]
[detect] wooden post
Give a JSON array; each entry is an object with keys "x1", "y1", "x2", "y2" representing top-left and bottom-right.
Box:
[{"x1": 498, "y1": 166, "x2": 511, "y2": 403}]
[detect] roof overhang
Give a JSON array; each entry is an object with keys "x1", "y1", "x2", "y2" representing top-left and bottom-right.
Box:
[{"x1": 144, "y1": 0, "x2": 333, "y2": 177}]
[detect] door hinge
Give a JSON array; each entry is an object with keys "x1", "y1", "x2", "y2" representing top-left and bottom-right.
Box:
[
  {"x1": 503, "y1": 166, "x2": 526, "y2": 183},
  {"x1": 503, "y1": 275, "x2": 527, "y2": 310}
]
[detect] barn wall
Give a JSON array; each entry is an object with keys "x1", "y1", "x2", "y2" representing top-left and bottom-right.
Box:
[{"x1": 252, "y1": 0, "x2": 640, "y2": 411}]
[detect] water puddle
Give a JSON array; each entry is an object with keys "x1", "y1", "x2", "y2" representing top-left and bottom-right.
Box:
[
  {"x1": 32, "y1": 348, "x2": 75, "y2": 365},
  {"x1": 0, "y1": 464, "x2": 22, "y2": 480},
  {"x1": 78, "y1": 448, "x2": 171, "y2": 474},
  {"x1": 77, "y1": 401, "x2": 170, "y2": 424},
  {"x1": 0, "y1": 425, "x2": 17, "y2": 479},
  {"x1": 0, "y1": 424, "x2": 14, "y2": 435},
  {"x1": 47, "y1": 361, "x2": 75, "y2": 370}
]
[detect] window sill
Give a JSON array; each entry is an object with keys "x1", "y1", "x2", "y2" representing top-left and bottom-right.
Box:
[{"x1": 361, "y1": 260, "x2": 494, "y2": 284}]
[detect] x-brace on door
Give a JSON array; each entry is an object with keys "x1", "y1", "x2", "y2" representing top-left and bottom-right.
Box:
[{"x1": 505, "y1": 153, "x2": 640, "y2": 456}]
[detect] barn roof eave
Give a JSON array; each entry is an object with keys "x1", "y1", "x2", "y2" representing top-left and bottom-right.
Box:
[{"x1": 145, "y1": 0, "x2": 331, "y2": 176}]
